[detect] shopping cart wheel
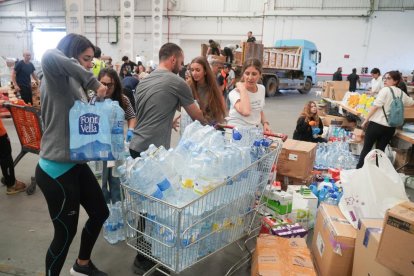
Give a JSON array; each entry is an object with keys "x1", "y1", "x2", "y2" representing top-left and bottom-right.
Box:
[{"x1": 26, "y1": 177, "x2": 37, "y2": 195}]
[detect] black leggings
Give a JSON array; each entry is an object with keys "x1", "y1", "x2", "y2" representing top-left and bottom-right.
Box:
[
  {"x1": 356, "y1": 121, "x2": 395, "y2": 169},
  {"x1": 35, "y1": 163, "x2": 109, "y2": 276},
  {"x1": 0, "y1": 134, "x2": 15, "y2": 187}
]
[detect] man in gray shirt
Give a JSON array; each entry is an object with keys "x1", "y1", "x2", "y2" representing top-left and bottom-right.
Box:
[
  {"x1": 129, "y1": 43, "x2": 205, "y2": 157},
  {"x1": 130, "y1": 42, "x2": 205, "y2": 274}
]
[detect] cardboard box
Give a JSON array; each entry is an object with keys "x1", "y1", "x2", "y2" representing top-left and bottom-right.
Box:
[
  {"x1": 404, "y1": 106, "x2": 414, "y2": 119},
  {"x1": 206, "y1": 54, "x2": 226, "y2": 64},
  {"x1": 321, "y1": 115, "x2": 356, "y2": 129},
  {"x1": 392, "y1": 147, "x2": 410, "y2": 171},
  {"x1": 271, "y1": 223, "x2": 308, "y2": 238},
  {"x1": 262, "y1": 189, "x2": 293, "y2": 216},
  {"x1": 251, "y1": 235, "x2": 316, "y2": 276},
  {"x1": 311, "y1": 204, "x2": 357, "y2": 276},
  {"x1": 276, "y1": 139, "x2": 316, "y2": 180},
  {"x1": 376, "y1": 201, "x2": 414, "y2": 276},
  {"x1": 353, "y1": 219, "x2": 399, "y2": 276},
  {"x1": 323, "y1": 81, "x2": 350, "y2": 101},
  {"x1": 276, "y1": 174, "x2": 314, "y2": 190}
]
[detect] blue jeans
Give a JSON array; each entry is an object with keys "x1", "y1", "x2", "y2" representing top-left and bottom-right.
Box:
[{"x1": 101, "y1": 168, "x2": 121, "y2": 204}]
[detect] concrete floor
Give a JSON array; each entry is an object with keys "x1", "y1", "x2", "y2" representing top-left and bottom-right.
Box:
[{"x1": 0, "y1": 88, "x2": 412, "y2": 276}]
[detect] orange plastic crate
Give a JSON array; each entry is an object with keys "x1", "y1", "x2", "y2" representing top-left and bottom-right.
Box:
[{"x1": 9, "y1": 104, "x2": 42, "y2": 151}]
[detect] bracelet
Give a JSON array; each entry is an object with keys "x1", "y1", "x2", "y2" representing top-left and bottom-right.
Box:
[{"x1": 262, "y1": 121, "x2": 270, "y2": 126}]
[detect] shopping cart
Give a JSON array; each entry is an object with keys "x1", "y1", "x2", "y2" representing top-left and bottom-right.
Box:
[
  {"x1": 3, "y1": 102, "x2": 42, "y2": 195},
  {"x1": 120, "y1": 138, "x2": 283, "y2": 275}
]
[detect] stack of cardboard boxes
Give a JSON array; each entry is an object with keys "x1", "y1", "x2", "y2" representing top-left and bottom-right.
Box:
[{"x1": 310, "y1": 201, "x2": 414, "y2": 276}]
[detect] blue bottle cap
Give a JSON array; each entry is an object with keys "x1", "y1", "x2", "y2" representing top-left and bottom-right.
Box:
[
  {"x1": 151, "y1": 187, "x2": 163, "y2": 199},
  {"x1": 232, "y1": 129, "x2": 242, "y2": 140},
  {"x1": 157, "y1": 178, "x2": 171, "y2": 191}
]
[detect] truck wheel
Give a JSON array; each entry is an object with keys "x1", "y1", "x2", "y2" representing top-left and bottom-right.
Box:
[
  {"x1": 298, "y1": 78, "x2": 312, "y2": 94},
  {"x1": 265, "y1": 77, "x2": 278, "y2": 97}
]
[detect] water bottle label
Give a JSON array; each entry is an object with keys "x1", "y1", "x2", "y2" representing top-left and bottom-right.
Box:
[
  {"x1": 110, "y1": 223, "x2": 118, "y2": 231},
  {"x1": 79, "y1": 113, "x2": 100, "y2": 135},
  {"x1": 182, "y1": 179, "x2": 194, "y2": 189}
]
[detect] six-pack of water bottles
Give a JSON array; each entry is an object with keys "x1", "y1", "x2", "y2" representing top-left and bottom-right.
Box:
[{"x1": 69, "y1": 98, "x2": 125, "y2": 161}]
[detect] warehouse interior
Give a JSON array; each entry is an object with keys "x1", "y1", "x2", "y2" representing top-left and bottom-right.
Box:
[{"x1": 1, "y1": 0, "x2": 414, "y2": 276}]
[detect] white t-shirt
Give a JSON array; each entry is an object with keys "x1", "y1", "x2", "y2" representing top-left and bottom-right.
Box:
[
  {"x1": 226, "y1": 84, "x2": 265, "y2": 127},
  {"x1": 371, "y1": 76, "x2": 384, "y2": 95},
  {"x1": 370, "y1": 86, "x2": 414, "y2": 127}
]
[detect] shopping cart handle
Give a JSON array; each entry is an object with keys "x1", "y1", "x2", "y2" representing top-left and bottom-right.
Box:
[
  {"x1": 215, "y1": 123, "x2": 234, "y2": 129},
  {"x1": 264, "y1": 132, "x2": 288, "y2": 142}
]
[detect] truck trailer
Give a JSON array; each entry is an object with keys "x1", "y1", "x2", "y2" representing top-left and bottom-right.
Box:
[{"x1": 234, "y1": 39, "x2": 321, "y2": 97}]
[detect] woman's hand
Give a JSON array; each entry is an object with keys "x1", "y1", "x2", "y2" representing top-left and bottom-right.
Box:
[
  {"x1": 95, "y1": 84, "x2": 107, "y2": 99},
  {"x1": 263, "y1": 122, "x2": 271, "y2": 133},
  {"x1": 361, "y1": 120, "x2": 368, "y2": 130},
  {"x1": 172, "y1": 115, "x2": 181, "y2": 132},
  {"x1": 235, "y1": 82, "x2": 245, "y2": 93}
]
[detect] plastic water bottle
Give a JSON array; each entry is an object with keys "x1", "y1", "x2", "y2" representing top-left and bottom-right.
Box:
[
  {"x1": 258, "y1": 139, "x2": 272, "y2": 159},
  {"x1": 324, "y1": 194, "x2": 339, "y2": 205},
  {"x1": 114, "y1": 201, "x2": 125, "y2": 241},
  {"x1": 110, "y1": 101, "x2": 125, "y2": 159},
  {"x1": 181, "y1": 120, "x2": 203, "y2": 142},
  {"x1": 129, "y1": 158, "x2": 163, "y2": 199},
  {"x1": 140, "y1": 144, "x2": 158, "y2": 159},
  {"x1": 318, "y1": 187, "x2": 328, "y2": 205},
  {"x1": 309, "y1": 183, "x2": 318, "y2": 197},
  {"x1": 104, "y1": 204, "x2": 119, "y2": 244},
  {"x1": 250, "y1": 140, "x2": 261, "y2": 162},
  {"x1": 113, "y1": 142, "x2": 131, "y2": 177}
]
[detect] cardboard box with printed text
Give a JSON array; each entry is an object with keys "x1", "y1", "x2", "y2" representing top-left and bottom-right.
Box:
[
  {"x1": 376, "y1": 201, "x2": 414, "y2": 276},
  {"x1": 311, "y1": 204, "x2": 357, "y2": 276},
  {"x1": 352, "y1": 219, "x2": 399, "y2": 276}
]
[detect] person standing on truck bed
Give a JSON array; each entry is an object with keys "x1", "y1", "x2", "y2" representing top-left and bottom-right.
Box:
[
  {"x1": 207, "y1": 39, "x2": 221, "y2": 56},
  {"x1": 247, "y1": 31, "x2": 256, "y2": 43},
  {"x1": 332, "y1": 67, "x2": 343, "y2": 81}
]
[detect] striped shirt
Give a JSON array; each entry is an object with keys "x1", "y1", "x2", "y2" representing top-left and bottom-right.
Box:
[{"x1": 122, "y1": 94, "x2": 135, "y2": 120}]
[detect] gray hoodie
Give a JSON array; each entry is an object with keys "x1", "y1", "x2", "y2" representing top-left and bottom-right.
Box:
[{"x1": 40, "y1": 49, "x2": 100, "y2": 162}]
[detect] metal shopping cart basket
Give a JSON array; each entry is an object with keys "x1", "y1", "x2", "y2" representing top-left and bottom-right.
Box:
[
  {"x1": 3, "y1": 102, "x2": 42, "y2": 195},
  {"x1": 120, "y1": 138, "x2": 283, "y2": 275}
]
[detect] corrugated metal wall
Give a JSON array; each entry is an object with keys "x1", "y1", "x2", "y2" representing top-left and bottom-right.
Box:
[
  {"x1": 2, "y1": 0, "x2": 413, "y2": 14},
  {"x1": 135, "y1": 0, "x2": 151, "y2": 11},
  {"x1": 0, "y1": 0, "x2": 26, "y2": 12},
  {"x1": 272, "y1": 0, "x2": 370, "y2": 10},
  {"x1": 379, "y1": 0, "x2": 414, "y2": 9},
  {"x1": 100, "y1": 0, "x2": 120, "y2": 12},
  {"x1": 30, "y1": 0, "x2": 65, "y2": 11}
]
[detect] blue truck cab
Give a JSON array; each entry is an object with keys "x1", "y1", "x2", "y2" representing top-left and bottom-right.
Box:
[{"x1": 261, "y1": 39, "x2": 321, "y2": 96}]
